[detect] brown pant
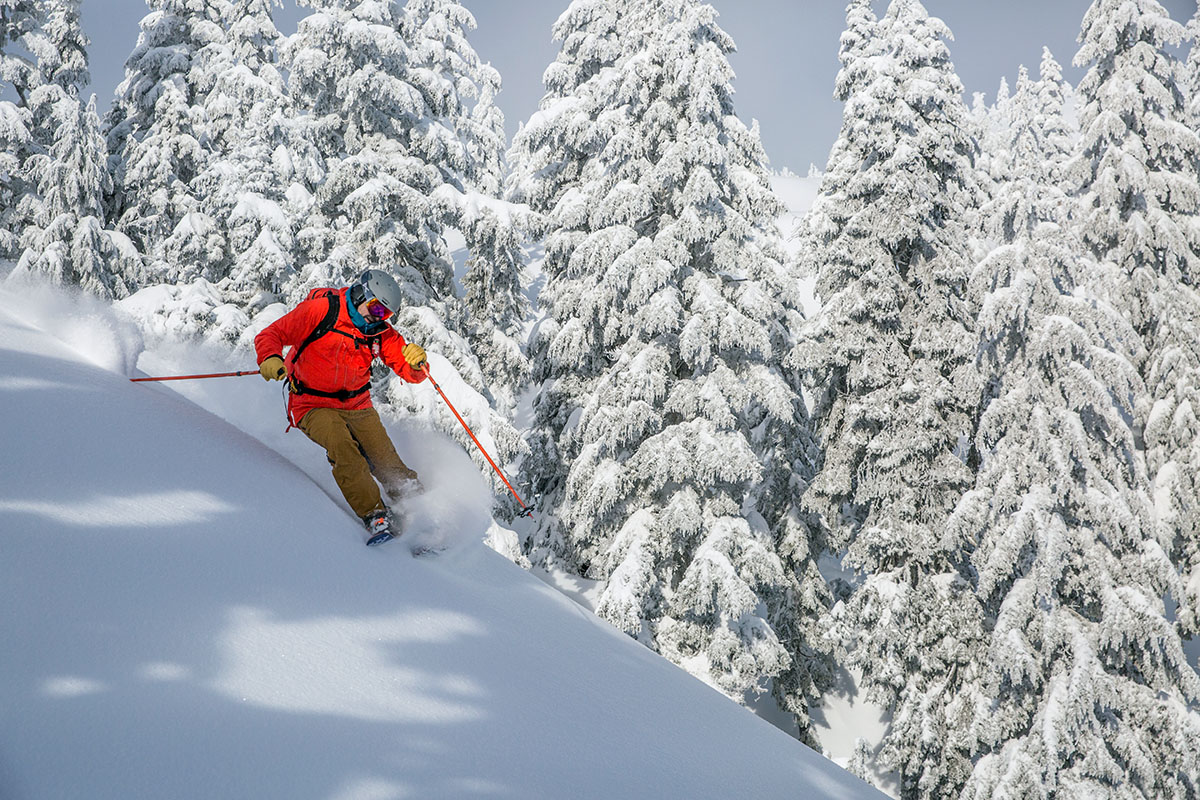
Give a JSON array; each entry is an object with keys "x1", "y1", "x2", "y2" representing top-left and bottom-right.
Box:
[{"x1": 298, "y1": 407, "x2": 418, "y2": 519}]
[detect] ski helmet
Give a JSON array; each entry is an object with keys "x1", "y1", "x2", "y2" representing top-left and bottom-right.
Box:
[{"x1": 353, "y1": 269, "x2": 403, "y2": 322}]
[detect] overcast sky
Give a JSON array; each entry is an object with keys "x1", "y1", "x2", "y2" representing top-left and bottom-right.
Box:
[{"x1": 78, "y1": 0, "x2": 1196, "y2": 174}]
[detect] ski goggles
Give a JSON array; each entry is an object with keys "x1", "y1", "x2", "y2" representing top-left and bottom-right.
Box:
[{"x1": 365, "y1": 298, "x2": 393, "y2": 320}]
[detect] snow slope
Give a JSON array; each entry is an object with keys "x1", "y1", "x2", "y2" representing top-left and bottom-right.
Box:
[{"x1": 0, "y1": 284, "x2": 882, "y2": 799}]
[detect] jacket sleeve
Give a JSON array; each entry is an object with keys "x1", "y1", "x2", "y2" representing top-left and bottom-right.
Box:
[
  {"x1": 254, "y1": 300, "x2": 323, "y2": 365},
  {"x1": 379, "y1": 328, "x2": 428, "y2": 384}
]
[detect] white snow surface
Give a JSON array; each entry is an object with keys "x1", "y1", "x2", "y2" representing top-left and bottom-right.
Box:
[{"x1": 0, "y1": 283, "x2": 882, "y2": 799}]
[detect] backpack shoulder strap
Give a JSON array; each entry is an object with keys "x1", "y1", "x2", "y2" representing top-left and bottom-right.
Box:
[{"x1": 291, "y1": 290, "x2": 341, "y2": 363}]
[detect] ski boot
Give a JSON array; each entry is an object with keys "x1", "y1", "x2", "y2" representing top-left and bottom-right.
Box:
[{"x1": 364, "y1": 510, "x2": 398, "y2": 547}]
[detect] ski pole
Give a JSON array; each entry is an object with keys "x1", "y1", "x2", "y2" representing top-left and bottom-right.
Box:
[
  {"x1": 130, "y1": 370, "x2": 259, "y2": 383},
  {"x1": 423, "y1": 364, "x2": 533, "y2": 517}
]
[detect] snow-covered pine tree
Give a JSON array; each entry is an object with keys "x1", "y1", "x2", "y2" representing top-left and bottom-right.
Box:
[
  {"x1": 991, "y1": 76, "x2": 1010, "y2": 126},
  {"x1": 454, "y1": 205, "x2": 529, "y2": 413},
  {"x1": 796, "y1": 0, "x2": 879, "y2": 244},
  {"x1": 21, "y1": 0, "x2": 88, "y2": 208},
  {"x1": 1071, "y1": 0, "x2": 1200, "y2": 637},
  {"x1": 506, "y1": 0, "x2": 641, "y2": 215},
  {"x1": 1072, "y1": 0, "x2": 1200, "y2": 331},
  {"x1": 794, "y1": 2, "x2": 984, "y2": 795},
  {"x1": 0, "y1": 99, "x2": 30, "y2": 260},
  {"x1": 283, "y1": 0, "x2": 446, "y2": 293},
  {"x1": 973, "y1": 75, "x2": 1011, "y2": 202},
  {"x1": 1189, "y1": 5, "x2": 1200, "y2": 128},
  {"x1": 13, "y1": 92, "x2": 129, "y2": 298},
  {"x1": 6, "y1": 0, "x2": 133, "y2": 298},
  {"x1": 21, "y1": 0, "x2": 86, "y2": 196},
  {"x1": 275, "y1": 0, "x2": 338, "y2": 277},
  {"x1": 507, "y1": 0, "x2": 642, "y2": 556},
  {"x1": 1030, "y1": 49, "x2": 1075, "y2": 192},
  {"x1": 955, "y1": 52, "x2": 1200, "y2": 800},
  {"x1": 105, "y1": 0, "x2": 227, "y2": 287},
  {"x1": 191, "y1": 0, "x2": 296, "y2": 302},
  {"x1": 961, "y1": 75, "x2": 1015, "y2": 273},
  {"x1": 981, "y1": 55, "x2": 1075, "y2": 247},
  {"x1": 284, "y1": 0, "x2": 523, "y2": 513},
  {"x1": 284, "y1": 0, "x2": 449, "y2": 313},
  {"x1": 0, "y1": 0, "x2": 43, "y2": 107},
  {"x1": 642, "y1": 1, "x2": 831, "y2": 738},
  {"x1": 513, "y1": 0, "x2": 831, "y2": 741},
  {"x1": 0, "y1": 0, "x2": 45, "y2": 260},
  {"x1": 28, "y1": 0, "x2": 86, "y2": 97},
  {"x1": 403, "y1": 0, "x2": 529, "y2": 412},
  {"x1": 402, "y1": 0, "x2": 502, "y2": 191},
  {"x1": 1169, "y1": 0, "x2": 1200, "y2": 640},
  {"x1": 508, "y1": 0, "x2": 657, "y2": 579}
]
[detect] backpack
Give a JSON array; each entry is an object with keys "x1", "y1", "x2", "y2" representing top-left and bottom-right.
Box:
[{"x1": 290, "y1": 288, "x2": 343, "y2": 365}]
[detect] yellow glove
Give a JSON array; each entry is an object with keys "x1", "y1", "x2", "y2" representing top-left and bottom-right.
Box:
[
  {"x1": 259, "y1": 355, "x2": 287, "y2": 381},
  {"x1": 402, "y1": 343, "x2": 427, "y2": 370}
]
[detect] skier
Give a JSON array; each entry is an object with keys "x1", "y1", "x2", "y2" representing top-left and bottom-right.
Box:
[{"x1": 254, "y1": 269, "x2": 428, "y2": 546}]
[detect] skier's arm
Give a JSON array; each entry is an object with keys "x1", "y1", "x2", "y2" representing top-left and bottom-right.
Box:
[
  {"x1": 379, "y1": 329, "x2": 428, "y2": 384},
  {"x1": 253, "y1": 300, "x2": 323, "y2": 365}
]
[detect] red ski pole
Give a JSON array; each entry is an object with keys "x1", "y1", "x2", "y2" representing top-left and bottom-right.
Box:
[
  {"x1": 423, "y1": 364, "x2": 533, "y2": 517},
  {"x1": 130, "y1": 370, "x2": 259, "y2": 382}
]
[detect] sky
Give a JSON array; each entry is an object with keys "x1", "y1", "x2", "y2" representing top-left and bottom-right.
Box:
[{"x1": 74, "y1": 0, "x2": 1197, "y2": 173}]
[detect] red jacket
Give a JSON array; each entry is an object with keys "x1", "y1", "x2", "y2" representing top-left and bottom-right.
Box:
[{"x1": 254, "y1": 288, "x2": 426, "y2": 427}]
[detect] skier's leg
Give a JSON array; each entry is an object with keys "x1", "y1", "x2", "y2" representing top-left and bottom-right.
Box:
[
  {"x1": 344, "y1": 408, "x2": 420, "y2": 499},
  {"x1": 297, "y1": 407, "x2": 385, "y2": 519}
]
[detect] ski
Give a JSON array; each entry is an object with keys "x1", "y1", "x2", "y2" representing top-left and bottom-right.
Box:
[
  {"x1": 365, "y1": 528, "x2": 444, "y2": 557},
  {"x1": 366, "y1": 530, "x2": 396, "y2": 547}
]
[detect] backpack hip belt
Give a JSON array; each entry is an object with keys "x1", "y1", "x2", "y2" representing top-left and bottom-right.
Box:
[{"x1": 288, "y1": 376, "x2": 372, "y2": 401}]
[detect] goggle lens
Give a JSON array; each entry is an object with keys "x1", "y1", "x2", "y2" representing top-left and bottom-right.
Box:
[{"x1": 366, "y1": 299, "x2": 392, "y2": 319}]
